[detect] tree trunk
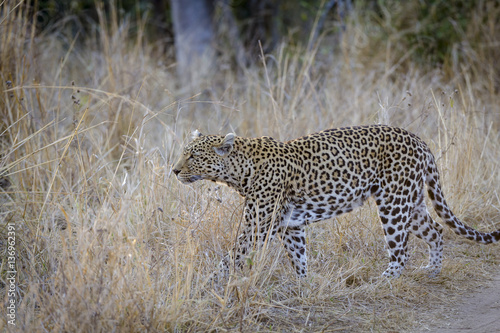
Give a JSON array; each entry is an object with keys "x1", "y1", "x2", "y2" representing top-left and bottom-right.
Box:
[{"x1": 170, "y1": 0, "x2": 216, "y2": 91}]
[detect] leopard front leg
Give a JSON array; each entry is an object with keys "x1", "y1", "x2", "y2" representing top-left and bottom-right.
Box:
[
  {"x1": 214, "y1": 231, "x2": 251, "y2": 281},
  {"x1": 212, "y1": 195, "x2": 282, "y2": 282},
  {"x1": 281, "y1": 226, "x2": 308, "y2": 277}
]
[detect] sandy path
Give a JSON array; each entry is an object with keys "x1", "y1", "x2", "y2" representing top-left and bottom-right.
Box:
[{"x1": 418, "y1": 269, "x2": 500, "y2": 333}]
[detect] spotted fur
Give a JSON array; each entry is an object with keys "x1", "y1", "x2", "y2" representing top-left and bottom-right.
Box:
[{"x1": 173, "y1": 125, "x2": 500, "y2": 279}]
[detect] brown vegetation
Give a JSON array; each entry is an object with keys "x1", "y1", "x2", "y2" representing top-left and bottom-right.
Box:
[{"x1": 1, "y1": 1, "x2": 499, "y2": 332}]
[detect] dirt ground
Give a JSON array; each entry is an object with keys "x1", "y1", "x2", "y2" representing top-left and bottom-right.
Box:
[{"x1": 416, "y1": 267, "x2": 500, "y2": 333}]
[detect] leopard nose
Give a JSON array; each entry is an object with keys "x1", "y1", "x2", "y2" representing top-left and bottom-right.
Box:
[{"x1": 173, "y1": 169, "x2": 180, "y2": 175}]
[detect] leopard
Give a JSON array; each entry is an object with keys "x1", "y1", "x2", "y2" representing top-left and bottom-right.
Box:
[{"x1": 173, "y1": 125, "x2": 500, "y2": 280}]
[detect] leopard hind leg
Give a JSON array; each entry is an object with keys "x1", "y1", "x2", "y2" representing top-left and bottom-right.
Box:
[
  {"x1": 374, "y1": 191, "x2": 413, "y2": 278},
  {"x1": 409, "y1": 192, "x2": 444, "y2": 277}
]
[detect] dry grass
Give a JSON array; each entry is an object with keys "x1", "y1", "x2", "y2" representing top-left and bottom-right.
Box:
[{"x1": 1, "y1": 1, "x2": 500, "y2": 332}]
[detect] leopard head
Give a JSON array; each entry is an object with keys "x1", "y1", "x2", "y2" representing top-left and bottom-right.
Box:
[{"x1": 173, "y1": 130, "x2": 235, "y2": 184}]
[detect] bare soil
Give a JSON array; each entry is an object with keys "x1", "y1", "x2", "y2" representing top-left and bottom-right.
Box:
[{"x1": 416, "y1": 267, "x2": 500, "y2": 333}]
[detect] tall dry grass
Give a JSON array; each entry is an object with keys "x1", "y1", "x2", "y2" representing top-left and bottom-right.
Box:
[{"x1": 1, "y1": 1, "x2": 500, "y2": 332}]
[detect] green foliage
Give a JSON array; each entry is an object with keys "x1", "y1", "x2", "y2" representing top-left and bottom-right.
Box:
[
  {"x1": 367, "y1": 0, "x2": 486, "y2": 66},
  {"x1": 29, "y1": 0, "x2": 496, "y2": 69},
  {"x1": 404, "y1": 0, "x2": 477, "y2": 65},
  {"x1": 33, "y1": 0, "x2": 159, "y2": 34}
]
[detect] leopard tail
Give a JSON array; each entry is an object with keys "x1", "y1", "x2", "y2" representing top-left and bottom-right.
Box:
[{"x1": 425, "y1": 154, "x2": 500, "y2": 244}]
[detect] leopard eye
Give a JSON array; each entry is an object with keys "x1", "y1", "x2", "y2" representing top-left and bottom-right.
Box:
[{"x1": 187, "y1": 152, "x2": 199, "y2": 160}]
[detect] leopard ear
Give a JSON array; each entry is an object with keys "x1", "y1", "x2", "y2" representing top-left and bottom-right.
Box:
[
  {"x1": 191, "y1": 129, "x2": 203, "y2": 140},
  {"x1": 213, "y1": 133, "x2": 235, "y2": 157}
]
